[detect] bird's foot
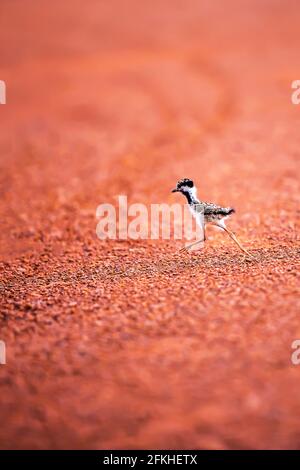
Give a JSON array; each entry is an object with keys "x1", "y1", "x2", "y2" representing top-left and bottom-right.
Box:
[{"x1": 179, "y1": 246, "x2": 190, "y2": 254}]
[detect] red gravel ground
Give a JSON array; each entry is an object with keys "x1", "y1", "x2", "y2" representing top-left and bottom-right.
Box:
[{"x1": 0, "y1": 0, "x2": 300, "y2": 450}]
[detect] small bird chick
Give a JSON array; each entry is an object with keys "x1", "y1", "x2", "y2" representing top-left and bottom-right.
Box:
[{"x1": 171, "y1": 178, "x2": 251, "y2": 256}]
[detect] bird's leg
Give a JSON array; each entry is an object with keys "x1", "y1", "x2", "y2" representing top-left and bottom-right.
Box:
[
  {"x1": 180, "y1": 222, "x2": 205, "y2": 253},
  {"x1": 179, "y1": 239, "x2": 203, "y2": 253},
  {"x1": 218, "y1": 224, "x2": 252, "y2": 257},
  {"x1": 180, "y1": 226, "x2": 206, "y2": 253}
]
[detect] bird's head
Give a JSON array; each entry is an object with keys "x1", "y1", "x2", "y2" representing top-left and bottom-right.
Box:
[{"x1": 171, "y1": 178, "x2": 195, "y2": 195}]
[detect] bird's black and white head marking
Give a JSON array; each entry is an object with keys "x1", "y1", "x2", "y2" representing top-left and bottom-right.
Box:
[
  {"x1": 171, "y1": 178, "x2": 197, "y2": 204},
  {"x1": 172, "y1": 178, "x2": 194, "y2": 192}
]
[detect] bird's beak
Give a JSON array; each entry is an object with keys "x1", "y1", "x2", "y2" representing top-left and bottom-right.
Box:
[{"x1": 171, "y1": 188, "x2": 179, "y2": 193}]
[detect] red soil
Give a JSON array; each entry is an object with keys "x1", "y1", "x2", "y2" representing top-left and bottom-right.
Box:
[{"x1": 0, "y1": 0, "x2": 300, "y2": 449}]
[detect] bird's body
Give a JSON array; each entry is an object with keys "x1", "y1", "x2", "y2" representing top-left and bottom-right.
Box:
[
  {"x1": 171, "y1": 178, "x2": 251, "y2": 256},
  {"x1": 189, "y1": 199, "x2": 235, "y2": 225}
]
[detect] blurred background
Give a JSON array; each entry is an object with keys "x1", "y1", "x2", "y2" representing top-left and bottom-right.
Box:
[{"x1": 0, "y1": 0, "x2": 300, "y2": 449}]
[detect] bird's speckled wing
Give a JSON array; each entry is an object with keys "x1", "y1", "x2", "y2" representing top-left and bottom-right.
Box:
[
  {"x1": 203, "y1": 202, "x2": 235, "y2": 217},
  {"x1": 192, "y1": 200, "x2": 234, "y2": 216}
]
